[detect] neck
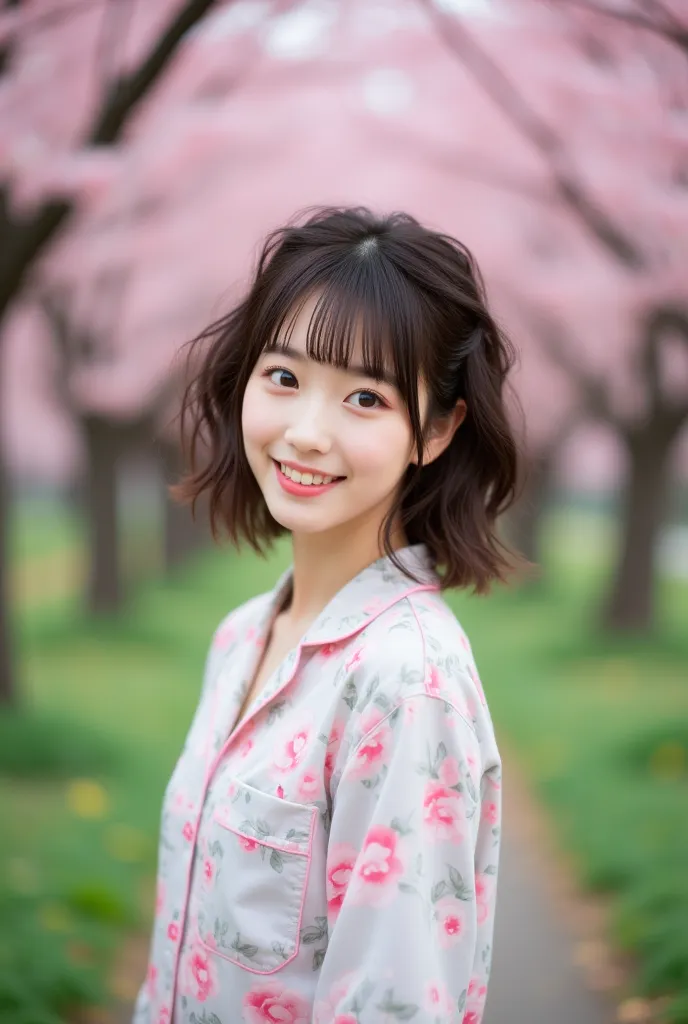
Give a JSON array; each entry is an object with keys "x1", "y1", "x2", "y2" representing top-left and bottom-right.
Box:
[{"x1": 283, "y1": 511, "x2": 408, "y2": 631}]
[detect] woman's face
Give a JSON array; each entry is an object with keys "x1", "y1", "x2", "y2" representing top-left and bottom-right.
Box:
[{"x1": 241, "y1": 293, "x2": 423, "y2": 542}]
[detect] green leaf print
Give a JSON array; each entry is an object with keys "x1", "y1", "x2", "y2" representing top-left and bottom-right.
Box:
[
  {"x1": 347, "y1": 977, "x2": 375, "y2": 1014},
  {"x1": 301, "y1": 917, "x2": 328, "y2": 943},
  {"x1": 267, "y1": 700, "x2": 287, "y2": 725},
  {"x1": 398, "y1": 882, "x2": 417, "y2": 895},
  {"x1": 390, "y1": 815, "x2": 413, "y2": 836},
  {"x1": 465, "y1": 772, "x2": 478, "y2": 802},
  {"x1": 271, "y1": 941, "x2": 290, "y2": 960},
  {"x1": 190, "y1": 1013, "x2": 224, "y2": 1024},
  {"x1": 270, "y1": 849, "x2": 284, "y2": 873},
  {"x1": 343, "y1": 678, "x2": 358, "y2": 710},
  {"x1": 231, "y1": 933, "x2": 259, "y2": 960},
  {"x1": 448, "y1": 865, "x2": 474, "y2": 901},
  {"x1": 376, "y1": 989, "x2": 419, "y2": 1020},
  {"x1": 207, "y1": 840, "x2": 223, "y2": 858},
  {"x1": 312, "y1": 948, "x2": 326, "y2": 971},
  {"x1": 484, "y1": 863, "x2": 498, "y2": 875},
  {"x1": 431, "y1": 880, "x2": 449, "y2": 902},
  {"x1": 458, "y1": 989, "x2": 467, "y2": 1013},
  {"x1": 285, "y1": 828, "x2": 311, "y2": 842}
]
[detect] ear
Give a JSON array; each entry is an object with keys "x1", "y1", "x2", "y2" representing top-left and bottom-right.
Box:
[{"x1": 411, "y1": 400, "x2": 467, "y2": 467}]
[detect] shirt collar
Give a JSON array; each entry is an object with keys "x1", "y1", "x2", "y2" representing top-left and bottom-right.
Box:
[{"x1": 265, "y1": 543, "x2": 440, "y2": 648}]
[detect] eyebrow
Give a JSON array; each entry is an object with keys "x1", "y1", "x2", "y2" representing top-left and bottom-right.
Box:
[{"x1": 263, "y1": 342, "x2": 399, "y2": 390}]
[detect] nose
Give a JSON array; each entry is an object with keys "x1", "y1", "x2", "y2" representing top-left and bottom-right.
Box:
[{"x1": 283, "y1": 396, "x2": 332, "y2": 455}]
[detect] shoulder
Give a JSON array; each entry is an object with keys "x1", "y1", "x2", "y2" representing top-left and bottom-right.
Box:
[
  {"x1": 209, "y1": 590, "x2": 273, "y2": 652},
  {"x1": 341, "y1": 589, "x2": 496, "y2": 750}
]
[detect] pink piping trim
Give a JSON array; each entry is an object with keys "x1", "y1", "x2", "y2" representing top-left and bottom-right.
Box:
[
  {"x1": 213, "y1": 808, "x2": 313, "y2": 856},
  {"x1": 198, "y1": 805, "x2": 317, "y2": 975},
  {"x1": 167, "y1": 581, "x2": 438, "y2": 1003}
]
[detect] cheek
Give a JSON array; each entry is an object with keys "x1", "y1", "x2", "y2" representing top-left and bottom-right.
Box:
[
  {"x1": 344, "y1": 418, "x2": 413, "y2": 476},
  {"x1": 242, "y1": 381, "x2": 278, "y2": 450}
]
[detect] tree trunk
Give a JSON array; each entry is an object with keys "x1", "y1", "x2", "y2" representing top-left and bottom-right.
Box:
[
  {"x1": 0, "y1": 445, "x2": 15, "y2": 707},
  {"x1": 84, "y1": 417, "x2": 123, "y2": 613},
  {"x1": 601, "y1": 422, "x2": 675, "y2": 634},
  {"x1": 504, "y1": 449, "x2": 553, "y2": 567},
  {"x1": 161, "y1": 441, "x2": 209, "y2": 570}
]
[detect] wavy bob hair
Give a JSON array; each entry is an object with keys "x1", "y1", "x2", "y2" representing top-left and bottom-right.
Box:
[{"x1": 173, "y1": 206, "x2": 523, "y2": 593}]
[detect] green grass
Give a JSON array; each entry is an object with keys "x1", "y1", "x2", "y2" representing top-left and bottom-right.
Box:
[{"x1": 1, "y1": 499, "x2": 687, "y2": 1021}]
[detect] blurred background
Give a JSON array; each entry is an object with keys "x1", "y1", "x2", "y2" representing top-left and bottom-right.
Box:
[{"x1": 1, "y1": 1, "x2": 687, "y2": 1022}]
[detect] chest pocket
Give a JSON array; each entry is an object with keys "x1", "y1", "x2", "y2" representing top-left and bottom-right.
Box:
[{"x1": 196, "y1": 778, "x2": 316, "y2": 974}]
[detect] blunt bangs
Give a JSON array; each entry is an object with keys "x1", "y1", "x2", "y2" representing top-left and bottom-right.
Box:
[{"x1": 248, "y1": 241, "x2": 429, "y2": 460}]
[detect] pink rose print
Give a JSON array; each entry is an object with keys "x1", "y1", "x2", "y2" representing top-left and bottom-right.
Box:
[
  {"x1": 475, "y1": 872, "x2": 493, "y2": 925},
  {"x1": 157, "y1": 1007, "x2": 170, "y2": 1024},
  {"x1": 276, "y1": 785, "x2": 285, "y2": 799},
  {"x1": 326, "y1": 843, "x2": 357, "y2": 918},
  {"x1": 345, "y1": 647, "x2": 363, "y2": 672},
  {"x1": 239, "y1": 835, "x2": 259, "y2": 852},
  {"x1": 297, "y1": 768, "x2": 319, "y2": 801},
  {"x1": 464, "y1": 977, "x2": 488, "y2": 1024},
  {"x1": 314, "y1": 972, "x2": 360, "y2": 1024},
  {"x1": 333, "y1": 1016, "x2": 358, "y2": 1024},
  {"x1": 213, "y1": 619, "x2": 235, "y2": 649},
  {"x1": 435, "y1": 896, "x2": 466, "y2": 949},
  {"x1": 483, "y1": 801, "x2": 499, "y2": 825},
  {"x1": 202, "y1": 858, "x2": 215, "y2": 885},
  {"x1": 438, "y1": 756, "x2": 461, "y2": 788},
  {"x1": 274, "y1": 720, "x2": 312, "y2": 774},
  {"x1": 182, "y1": 821, "x2": 195, "y2": 842},
  {"x1": 363, "y1": 596, "x2": 385, "y2": 615},
  {"x1": 350, "y1": 825, "x2": 404, "y2": 907},
  {"x1": 167, "y1": 922, "x2": 180, "y2": 942},
  {"x1": 239, "y1": 737, "x2": 254, "y2": 759},
  {"x1": 320, "y1": 642, "x2": 339, "y2": 658},
  {"x1": 425, "y1": 980, "x2": 455, "y2": 1018},
  {"x1": 243, "y1": 981, "x2": 310, "y2": 1024},
  {"x1": 179, "y1": 945, "x2": 217, "y2": 1002},
  {"x1": 324, "y1": 749, "x2": 335, "y2": 784},
  {"x1": 348, "y1": 711, "x2": 391, "y2": 780},
  {"x1": 146, "y1": 963, "x2": 157, "y2": 998},
  {"x1": 173, "y1": 788, "x2": 194, "y2": 814},
  {"x1": 423, "y1": 781, "x2": 464, "y2": 844},
  {"x1": 427, "y1": 663, "x2": 444, "y2": 696}
]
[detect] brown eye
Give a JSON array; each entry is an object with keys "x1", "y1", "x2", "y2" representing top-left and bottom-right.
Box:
[
  {"x1": 267, "y1": 368, "x2": 298, "y2": 388},
  {"x1": 348, "y1": 390, "x2": 384, "y2": 409}
]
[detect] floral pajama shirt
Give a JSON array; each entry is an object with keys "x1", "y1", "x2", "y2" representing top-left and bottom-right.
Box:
[{"x1": 133, "y1": 544, "x2": 502, "y2": 1024}]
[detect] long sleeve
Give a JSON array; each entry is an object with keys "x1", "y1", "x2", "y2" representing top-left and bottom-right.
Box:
[{"x1": 312, "y1": 692, "x2": 500, "y2": 1024}]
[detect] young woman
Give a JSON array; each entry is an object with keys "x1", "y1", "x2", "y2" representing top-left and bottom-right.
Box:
[{"x1": 134, "y1": 207, "x2": 521, "y2": 1024}]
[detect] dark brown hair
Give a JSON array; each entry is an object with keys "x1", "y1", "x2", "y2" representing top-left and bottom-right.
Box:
[{"x1": 172, "y1": 206, "x2": 524, "y2": 592}]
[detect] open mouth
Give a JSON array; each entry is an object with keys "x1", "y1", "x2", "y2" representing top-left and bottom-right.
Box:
[{"x1": 272, "y1": 460, "x2": 345, "y2": 495}]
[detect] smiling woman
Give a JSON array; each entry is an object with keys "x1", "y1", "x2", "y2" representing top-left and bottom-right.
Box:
[{"x1": 136, "y1": 206, "x2": 526, "y2": 1024}]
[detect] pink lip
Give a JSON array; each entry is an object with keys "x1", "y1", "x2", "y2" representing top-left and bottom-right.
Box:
[
  {"x1": 276, "y1": 458, "x2": 344, "y2": 478},
  {"x1": 273, "y1": 460, "x2": 344, "y2": 498}
]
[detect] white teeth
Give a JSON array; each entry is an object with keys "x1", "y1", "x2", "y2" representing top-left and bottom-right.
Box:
[{"x1": 279, "y1": 462, "x2": 339, "y2": 486}]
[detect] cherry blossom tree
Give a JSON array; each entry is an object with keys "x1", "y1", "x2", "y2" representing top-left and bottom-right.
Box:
[
  {"x1": 421, "y1": 0, "x2": 688, "y2": 631},
  {"x1": 0, "y1": 0, "x2": 233, "y2": 706}
]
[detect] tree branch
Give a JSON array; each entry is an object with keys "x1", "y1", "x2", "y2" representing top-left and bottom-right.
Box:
[
  {"x1": 556, "y1": 0, "x2": 688, "y2": 53},
  {"x1": 0, "y1": 0, "x2": 222, "y2": 320},
  {"x1": 419, "y1": 0, "x2": 647, "y2": 269},
  {"x1": 89, "y1": 0, "x2": 219, "y2": 144}
]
